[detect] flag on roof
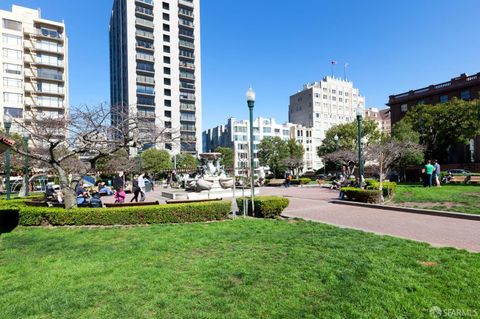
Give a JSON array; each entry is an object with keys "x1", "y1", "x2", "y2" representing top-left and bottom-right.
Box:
[{"x1": 331, "y1": 61, "x2": 337, "y2": 65}]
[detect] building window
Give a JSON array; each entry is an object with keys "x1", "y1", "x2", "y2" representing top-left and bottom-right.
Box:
[
  {"x1": 3, "y1": 48, "x2": 22, "y2": 60},
  {"x1": 163, "y1": 13, "x2": 170, "y2": 21},
  {"x1": 3, "y1": 77, "x2": 22, "y2": 88},
  {"x1": 163, "y1": 45, "x2": 170, "y2": 53},
  {"x1": 323, "y1": 95, "x2": 328, "y2": 100},
  {"x1": 3, "y1": 92, "x2": 22, "y2": 104},
  {"x1": 2, "y1": 33, "x2": 22, "y2": 45},
  {"x1": 263, "y1": 127, "x2": 271, "y2": 133},
  {"x1": 164, "y1": 78, "x2": 171, "y2": 85},
  {"x1": 164, "y1": 89, "x2": 171, "y2": 96},
  {"x1": 440, "y1": 95, "x2": 448, "y2": 103},
  {"x1": 460, "y1": 90, "x2": 471, "y2": 100},
  {"x1": 418, "y1": 99, "x2": 425, "y2": 105},
  {"x1": 401, "y1": 104, "x2": 408, "y2": 112},
  {"x1": 164, "y1": 111, "x2": 171, "y2": 117},
  {"x1": 163, "y1": 34, "x2": 170, "y2": 42},
  {"x1": 332, "y1": 89, "x2": 336, "y2": 94},
  {"x1": 162, "y1": 2, "x2": 169, "y2": 9},
  {"x1": 165, "y1": 100, "x2": 171, "y2": 107},
  {"x1": 4, "y1": 107, "x2": 22, "y2": 118},
  {"x1": 163, "y1": 56, "x2": 170, "y2": 64},
  {"x1": 164, "y1": 67, "x2": 171, "y2": 74},
  {"x1": 2, "y1": 19, "x2": 22, "y2": 31},
  {"x1": 163, "y1": 24, "x2": 170, "y2": 32}
]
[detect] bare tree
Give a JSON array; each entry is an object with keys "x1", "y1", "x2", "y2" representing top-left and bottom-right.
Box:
[
  {"x1": 11, "y1": 103, "x2": 179, "y2": 209},
  {"x1": 323, "y1": 149, "x2": 358, "y2": 177}
]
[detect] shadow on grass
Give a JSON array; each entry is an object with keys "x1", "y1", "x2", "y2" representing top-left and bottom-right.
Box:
[{"x1": 0, "y1": 210, "x2": 19, "y2": 235}]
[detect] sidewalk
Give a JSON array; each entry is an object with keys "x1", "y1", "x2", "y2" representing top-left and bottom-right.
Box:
[{"x1": 261, "y1": 186, "x2": 480, "y2": 252}]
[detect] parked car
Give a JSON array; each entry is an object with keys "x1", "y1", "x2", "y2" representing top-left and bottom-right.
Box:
[{"x1": 447, "y1": 169, "x2": 471, "y2": 175}]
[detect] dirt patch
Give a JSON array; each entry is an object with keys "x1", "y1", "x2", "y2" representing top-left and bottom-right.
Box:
[
  {"x1": 396, "y1": 202, "x2": 466, "y2": 209},
  {"x1": 418, "y1": 261, "x2": 438, "y2": 267},
  {"x1": 465, "y1": 192, "x2": 480, "y2": 197}
]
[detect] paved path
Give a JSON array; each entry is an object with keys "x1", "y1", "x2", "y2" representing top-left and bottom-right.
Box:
[
  {"x1": 103, "y1": 186, "x2": 480, "y2": 252},
  {"x1": 261, "y1": 186, "x2": 480, "y2": 253}
]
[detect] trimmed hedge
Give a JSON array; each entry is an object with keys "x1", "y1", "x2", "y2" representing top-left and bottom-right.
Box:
[
  {"x1": 341, "y1": 187, "x2": 381, "y2": 204},
  {"x1": 0, "y1": 201, "x2": 230, "y2": 227},
  {"x1": 365, "y1": 180, "x2": 397, "y2": 197},
  {"x1": 236, "y1": 196, "x2": 289, "y2": 218}
]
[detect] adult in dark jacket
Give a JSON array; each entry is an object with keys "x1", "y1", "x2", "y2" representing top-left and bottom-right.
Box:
[
  {"x1": 113, "y1": 172, "x2": 124, "y2": 191},
  {"x1": 130, "y1": 178, "x2": 140, "y2": 203}
]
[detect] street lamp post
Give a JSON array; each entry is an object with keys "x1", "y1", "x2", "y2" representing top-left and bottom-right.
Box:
[
  {"x1": 356, "y1": 108, "x2": 364, "y2": 189},
  {"x1": 334, "y1": 134, "x2": 339, "y2": 176},
  {"x1": 246, "y1": 87, "x2": 256, "y2": 216},
  {"x1": 23, "y1": 131, "x2": 30, "y2": 197},
  {"x1": 3, "y1": 114, "x2": 12, "y2": 200}
]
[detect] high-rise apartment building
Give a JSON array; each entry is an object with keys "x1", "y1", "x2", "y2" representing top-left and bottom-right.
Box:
[
  {"x1": 203, "y1": 117, "x2": 318, "y2": 174},
  {"x1": 289, "y1": 76, "x2": 365, "y2": 169},
  {"x1": 109, "y1": 0, "x2": 201, "y2": 154},
  {"x1": 0, "y1": 5, "x2": 68, "y2": 133}
]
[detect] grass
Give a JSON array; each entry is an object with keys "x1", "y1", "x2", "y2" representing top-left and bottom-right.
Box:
[
  {"x1": 1, "y1": 219, "x2": 479, "y2": 318},
  {"x1": 393, "y1": 184, "x2": 480, "y2": 215}
]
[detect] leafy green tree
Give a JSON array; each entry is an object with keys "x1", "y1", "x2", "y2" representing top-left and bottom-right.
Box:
[
  {"x1": 215, "y1": 147, "x2": 234, "y2": 169},
  {"x1": 317, "y1": 119, "x2": 382, "y2": 156},
  {"x1": 140, "y1": 148, "x2": 171, "y2": 173},
  {"x1": 391, "y1": 120, "x2": 424, "y2": 180},
  {"x1": 284, "y1": 138, "x2": 305, "y2": 177},
  {"x1": 258, "y1": 136, "x2": 289, "y2": 177},
  {"x1": 175, "y1": 153, "x2": 197, "y2": 169},
  {"x1": 404, "y1": 98, "x2": 480, "y2": 161}
]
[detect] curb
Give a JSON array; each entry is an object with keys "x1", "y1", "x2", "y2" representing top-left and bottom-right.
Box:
[{"x1": 330, "y1": 200, "x2": 480, "y2": 221}]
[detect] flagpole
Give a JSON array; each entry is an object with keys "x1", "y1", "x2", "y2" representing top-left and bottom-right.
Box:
[{"x1": 344, "y1": 63, "x2": 348, "y2": 81}]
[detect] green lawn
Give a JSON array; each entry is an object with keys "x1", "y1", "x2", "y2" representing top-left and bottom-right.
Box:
[
  {"x1": 1, "y1": 220, "x2": 479, "y2": 318},
  {"x1": 393, "y1": 184, "x2": 480, "y2": 214}
]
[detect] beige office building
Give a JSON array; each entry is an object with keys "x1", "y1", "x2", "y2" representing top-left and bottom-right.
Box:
[{"x1": 0, "y1": 5, "x2": 68, "y2": 133}]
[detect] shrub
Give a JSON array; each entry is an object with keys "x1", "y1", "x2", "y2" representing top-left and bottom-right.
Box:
[
  {"x1": 341, "y1": 187, "x2": 381, "y2": 203},
  {"x1": 365, "y1": 180, "x2": 397, "y2": 197},
  {"x1": 236, "y1": 196, "x2": 289, "y2": 218},
  {"x1": 0, "y1": 201, "x2": 230, "y2": 227}
]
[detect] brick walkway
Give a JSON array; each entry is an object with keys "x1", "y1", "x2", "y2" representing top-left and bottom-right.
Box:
[
  {"x1": 102, "y1": 185, "x2": 480, "y2": 252},
  {"x1": 261, "y1": 186, "x2": 480, "y2": 252}
]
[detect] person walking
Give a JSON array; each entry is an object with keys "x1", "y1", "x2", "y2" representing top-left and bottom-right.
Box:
[
  {"x1": 130, "y1": 177, "x2": 140, "y2": 202},
  {"x1": 138, "y1": 173, "x2": 146, "y2": 201},
  {"x1": 113, "y1": 172, "x2": 124, "y2": 191},
  {"x1": 424, "y1": 160, "x2": 435, "y2": 188},
  {"x1": 433, "y1": 160, "x2": 441, "y2": 187}
]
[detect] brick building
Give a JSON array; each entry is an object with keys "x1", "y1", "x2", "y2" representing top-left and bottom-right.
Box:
[{"x1": 387, "y1": 72, "x2": 480, "y2": 166}]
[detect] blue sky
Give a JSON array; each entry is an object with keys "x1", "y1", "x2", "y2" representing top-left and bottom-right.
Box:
[{"x1": 1, "y1": 0, "x2": 479, "y2": 130}]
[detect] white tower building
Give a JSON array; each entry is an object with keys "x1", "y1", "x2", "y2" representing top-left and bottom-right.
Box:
[{"x1": 0, "y1": 5, "x2": 69, "y2": 133}]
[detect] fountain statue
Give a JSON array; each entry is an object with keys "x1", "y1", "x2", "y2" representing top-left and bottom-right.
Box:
[{"x1": 161, "y1": 152, "x2": 257, "y2": 200}]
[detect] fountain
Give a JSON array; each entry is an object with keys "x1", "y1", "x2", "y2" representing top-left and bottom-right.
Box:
[{"x1": 161, "y1": 152, "x2": 258, "y2": 200}]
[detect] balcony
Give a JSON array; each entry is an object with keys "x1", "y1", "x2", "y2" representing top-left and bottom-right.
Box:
[
  {"x1": 180, "y1": 93, "x2": 195, "y2": 101},
  {"x1": 180, "y1": 103, "x2": 195, "y2": 111},
  {"x1": 179, "y1": 18, "x2": 194, "y2": 29},
  {"x1": 179, "y1": 0, "x2": 194, "y2": 8},
  {"x1": 135, "y1": 30, "x2": 154, "y2": 40},
  {"x1": 178, "y1": 8, "x2": 194, "y2": 18},
  {"x1": 136, "y1": 53, "x2": 154, "y2": 62},
  {"x1": 180, "y1": 72, "x2": 195, "y2": 80},
  {"x1": 32, "y1": 28, "x2": 64, "y2": 41},
  {"x1": 136, "y1": 76, "x2": 155, "y2": 84},
  {"x1": 136, "y1": 0, "x2": 154, "y2": 6},
  {"x1": 136, "y1": 43, "x2": 154, "y2": 51},
  {"x1": 180, "y1": 82, "x2": 195, "y2": 91},
  {"x1": 179, "y1": 51, "x2": 195, "y2": 59},
  {"x1": 179, "y1": 39, "x2": 194, "y2": 49},
  {"x1": 179, "y1": 61, "x2": 195, "y2": 70},
  {"x1": 135, "y1": 6, "x2": 154, "y2": 18},
  {"x1": 33, "y1": 60, "x2": 65, "y2": 69},
  {"x1": 135, "y1": 18, "x2": 154, "y2": 29}
]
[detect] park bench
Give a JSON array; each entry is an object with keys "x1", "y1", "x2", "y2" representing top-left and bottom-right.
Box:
[
  {"x1": 448, "y1": 176, "x2": 467, "y2": 184},
  {"x1": 267, "y1": 179, "x2": 285, "y2": 186},
  {"x1": 469, "y1": 176, "x2": 480, "y2": 184},
  {"x1": 165, "y1": 198, "x2": 222, "y2": 204},
  {"x1": 104, "y1": 201, "x2": 159, "y2": 208}
]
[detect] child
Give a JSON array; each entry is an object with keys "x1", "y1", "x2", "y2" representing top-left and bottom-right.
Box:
[{"x1": 114, "y1": 188, "x2": 126, "y2": 204}]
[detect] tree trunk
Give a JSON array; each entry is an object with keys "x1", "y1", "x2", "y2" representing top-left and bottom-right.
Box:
[
  {"x1": 52, "y1": 163, "x2": 77, "y2": 209},
  {"x1": 379, "y1": 156, "x2": 384, "y2": 203}
]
